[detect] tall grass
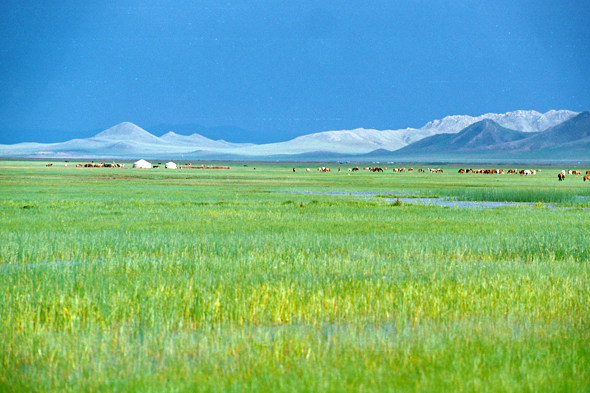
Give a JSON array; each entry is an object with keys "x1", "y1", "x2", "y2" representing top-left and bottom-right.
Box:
[
  {"x1": 0, "y1": 162, "x2": 589, "y2": 392},
  {"x1": 443, "y1": 187, "x2": 587, "y2": 203}
]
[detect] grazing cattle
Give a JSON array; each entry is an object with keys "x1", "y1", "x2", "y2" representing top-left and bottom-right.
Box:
[
  {"x1": 558, "y1": 173, "x2": 565, "y2": 181},
  {"x1": 46, "y1": 163, "x2": 53, "y2": 167},
  {"x1": 408, "y1": 168, "x2": 414, "y2": 171},
  {"x1": 561, "y1": 170, "x2": 566, "y2": 175},
  {"x1": 572, "y1": 170, "x2": 582, "y2": 175},
  {"x1": 351, "y1": 167, "x2": 359, "y2": 172},
  {"x1": 338, "y1": 167, "x2": 341, "y2": 172},
  {"x1": 76, "y1": 164, "x2": 82, "y2": 167},
  {"x1": 586, "y1": 170, "x2": 590, "y2": 175},
  {"x1": 584, "y1": 175, "x2": 590, "y2": 182},
  {"x1": 306, "y1": 168, "x2": 310, "y2": 172},
  {"x1": 293, "y1": 168, "x2": 296, "y2": 172},
  {"x1": 458, "y1": 169, "x2": 465, "y2": 173},
  {"x1": 153, "y1": 165, "x2": 159, "y2": 168}
]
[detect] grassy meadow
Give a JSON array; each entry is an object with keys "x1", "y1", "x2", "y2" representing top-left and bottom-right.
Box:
[{"x1": 0, "y1": 160, "x2": 589, "y2": 392}]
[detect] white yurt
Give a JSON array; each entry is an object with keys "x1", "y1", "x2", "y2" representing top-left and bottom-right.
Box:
[
  {"x1": 165, "y1": 161, "x2": 177, "y2": 169},
  {"x1": 133, "y1": 159, "x2": 152, "y2": 169}
]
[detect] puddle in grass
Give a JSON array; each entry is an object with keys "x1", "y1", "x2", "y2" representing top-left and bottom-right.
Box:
[{"x1": 281, "y1": 191, "x2": 563, "y2": 209}]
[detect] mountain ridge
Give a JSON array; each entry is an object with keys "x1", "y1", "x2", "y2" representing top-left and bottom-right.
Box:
[{"x1": 0, "y1": 110, "x2": 586, "y2": 161}]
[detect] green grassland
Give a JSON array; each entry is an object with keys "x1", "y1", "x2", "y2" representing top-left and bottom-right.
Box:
[{"x1": 1, "y1": 160, "x2": 589, "y2": 392}]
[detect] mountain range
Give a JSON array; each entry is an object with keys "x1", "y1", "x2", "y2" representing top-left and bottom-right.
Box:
[{"x1": 1, "y1": 110, "x2": 588, "y2": 162}]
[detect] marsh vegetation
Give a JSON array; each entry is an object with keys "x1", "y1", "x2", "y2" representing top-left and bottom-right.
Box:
[{"x1": 1, "y1": 161, "x2": 589, "y2": 392}]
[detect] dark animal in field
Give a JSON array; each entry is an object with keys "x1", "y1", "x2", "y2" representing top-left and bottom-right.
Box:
[
  {"x1": 417, "y1": 168, "x2": 424, "y2": 172},
  {"x1": 586, "y1": 171, "x2": 590, "y2": 175},
  {"x1": 84, "y1": 164, "x2": 93, "y2": 167},
  {"x1": 572, "y1": 170, "x2": 582, "y2": 175},
  {"x1": 584, "y1": 175, "x2": 590, "y2": 182},
  {"x1": 293, "y1": 168, "x2": 296, "y2": 172},
  {"x1": 46, "y1": 163, "x2": 53, "y2": 167},
  {"x1": 153, "y1": 165, "x2": 159, "y2": 168},
  {"x1": 458, "y1": 169, "x2": 465, "y2": 173},
  {"x1": 558, "y1": 173, "x2": 565, "y2": 181}
]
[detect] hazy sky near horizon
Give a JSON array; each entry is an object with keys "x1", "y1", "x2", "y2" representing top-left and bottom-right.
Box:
[{"x1": 1, "y1": 0, "x2": 589, "y2": 143}]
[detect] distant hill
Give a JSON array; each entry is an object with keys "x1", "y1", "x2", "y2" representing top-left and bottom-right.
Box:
[
  {"x1": 500, "y1": 111, "x2": 590, "y2": 151},
  {"x1": 396, "y1": 120, "x2": 533, "y2": 154},
  {"x1": 147, "y1": 124, "x2": 284, "y2": 144},
  {"x1": 0, "y1": 110, "x2": 587, "y2": 162},
  {"x1": 376, "y1": 111, "x2": 590, "y2": 162},
  {"x1": 92, "y1": 122, "x2": 162, "y2": 143}
]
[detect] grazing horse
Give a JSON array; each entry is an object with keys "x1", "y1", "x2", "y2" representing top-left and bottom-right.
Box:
[
  {"x1": 558, "y1": 173, "x2": 565, "y2": 181},
  {"x1": 584, "y1": 175, "x2": 590, "y2": 182}
]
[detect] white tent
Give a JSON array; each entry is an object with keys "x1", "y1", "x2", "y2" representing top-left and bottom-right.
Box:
[
  {"x1": 133, "y1": 159, "x2": 152, "y2": 169},
  {"x1": 165, "y1": 161, "x2": 177, "y2": 169}
]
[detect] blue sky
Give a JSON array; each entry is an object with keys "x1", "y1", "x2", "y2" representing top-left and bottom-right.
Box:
[{"x1": 1, "y1": 0, "x2": 589, "y2": 143}]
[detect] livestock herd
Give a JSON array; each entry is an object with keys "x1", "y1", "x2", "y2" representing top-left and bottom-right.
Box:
[
  {"x1": 78, "y1": 162, "x2": 125, "y2": 168},
  {"x1": 304, "y1": 166, "x2": 440, "y2": 173},
  {"x1": 43, "y1": 161, "x2": 590, "y2": 182},
  {"x1": 458, "y1": 168, "x2": 538, "y2": 175}
]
